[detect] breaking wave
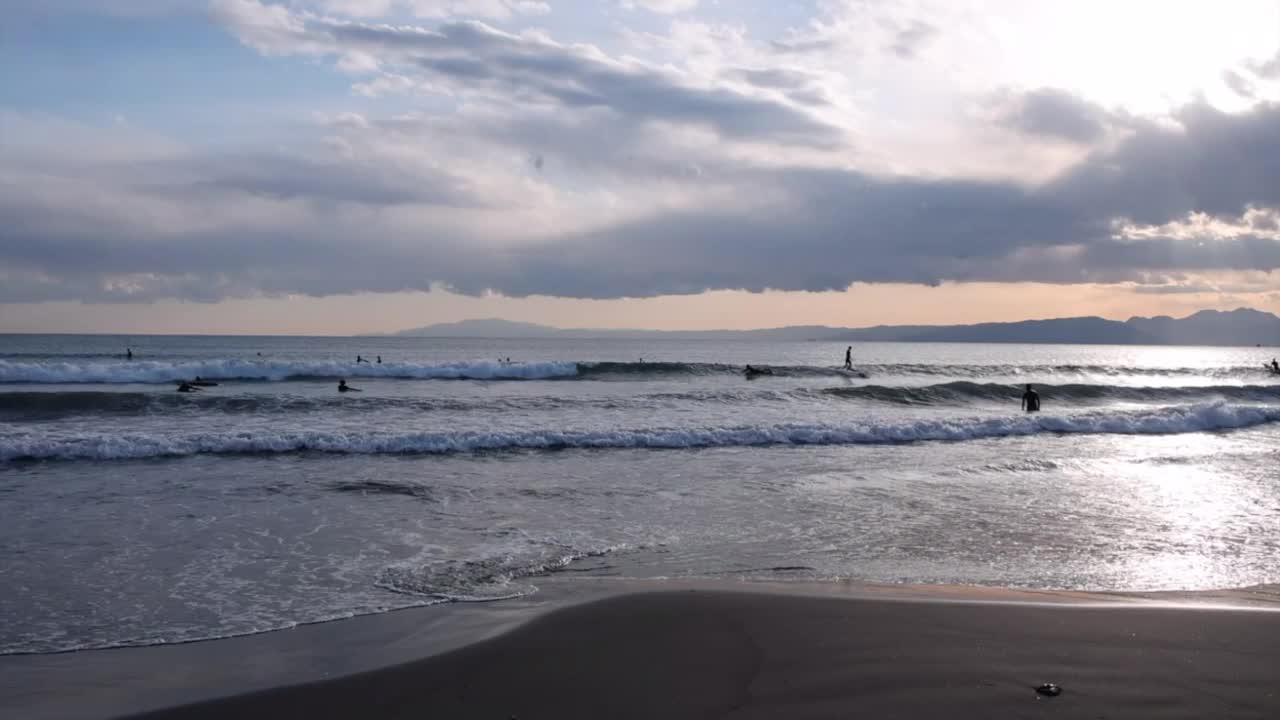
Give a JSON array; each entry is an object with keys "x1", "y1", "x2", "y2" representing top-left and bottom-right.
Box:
[
  {"x1": 5, "y1": 402, "x2": 1277, "y2": 462},
  {"x1": 0, "y1": 359, "x2": 580, "y2": 384},
  {"x1": 4, "y1": 382, "x2": 1277, "y2": 421},
  {"x1": 3, "y1": 357, "x2": 1276, "y2": 385},
  {"x1": 376, "y1": 544, "x2": 631, "y2": 601},
  {"x1": 818, "y1": 382, "x2": 1280, "y2": 405}
]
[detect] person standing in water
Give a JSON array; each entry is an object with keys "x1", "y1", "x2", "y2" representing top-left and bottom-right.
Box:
[
  {"x1": 376, "y1": 355, "x2": 382, "y2": 364},
  {"x1": 1021, "y1": 384, "x2": 1041, "y2": 412},
  {"x1": 126, "y1": 348, "x2": 133, "y2": 360},
  {"x1": 1271, "y1": 358, "x2": 1279, "y2": 374},
  {"x1": 843, "y1": 346, "x2": 852, "y2": 370}
]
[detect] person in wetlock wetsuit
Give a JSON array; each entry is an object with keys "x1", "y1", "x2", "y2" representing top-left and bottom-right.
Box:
[
  {"x1": 1021, "y1": 384, "x2": 1041, "y2": 412},
  {"x1": 844, "y1": 346, "x2": 853, "y2": 370}
]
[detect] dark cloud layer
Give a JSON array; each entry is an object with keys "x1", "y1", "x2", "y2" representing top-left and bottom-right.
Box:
[
  {"x1": 5, "y1": 101, "x2": 1280, "y2": 304},
  {"x1": 4, "y1": 100, "x2": 1280, "y2": 303}
]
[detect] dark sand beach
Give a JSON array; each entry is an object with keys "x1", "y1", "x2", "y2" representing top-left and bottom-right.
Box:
[{"x1": 95, "y1": 586, "x2": 1280, "y2": 720}]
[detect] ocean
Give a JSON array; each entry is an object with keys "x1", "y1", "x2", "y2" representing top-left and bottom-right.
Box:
[{"x1": 2, "y1": 334, "x2": 1278, "y2": 656}]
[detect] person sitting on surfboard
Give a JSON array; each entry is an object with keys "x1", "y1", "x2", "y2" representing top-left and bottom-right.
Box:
[
  {"x1": 1021, "y1": 384, "x2": 1040, "y2": 412},
  {"x1": 338, "y1": 379, "x2": 361, "y2": 392}
]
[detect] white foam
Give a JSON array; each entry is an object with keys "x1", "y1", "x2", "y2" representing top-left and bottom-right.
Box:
[
  {"x1": 0, "y1": 359, "x2": 579, "y2": 384},
  {"x1": 4, "y1": 402, "x2": 1277, "y2": 462}
]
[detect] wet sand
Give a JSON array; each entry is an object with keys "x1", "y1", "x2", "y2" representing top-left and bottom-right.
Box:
[{"x1": 116, "y1": 586, "x2": 1280, "y2": 719}]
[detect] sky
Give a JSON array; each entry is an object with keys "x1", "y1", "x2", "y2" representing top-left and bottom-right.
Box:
[{"x1": 2, "y1": 0, "x2": 1280, "y2": 334}]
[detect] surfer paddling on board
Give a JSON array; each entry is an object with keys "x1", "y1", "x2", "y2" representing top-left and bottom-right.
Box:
[
  {"x1": 1021, "y1": 384, "x2": 1041, "y2": 413},
  {"x1": 844, "y1": 346, "x2": 853, "y2": 370},
  {"x1": 176, "y1": 381, "x2": 200, "y2": 393},
  {"x1": 338, "y1": 379, "x2": 362, "y2": 393}
]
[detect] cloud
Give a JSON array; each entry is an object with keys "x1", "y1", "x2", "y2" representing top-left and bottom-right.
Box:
[
  {"x1": 317, "y1": 0, "x2": 550, "y2": 20},
  {"x1": 1222, "y1": 69, "x2": 1256, "y2": 99},
  {"x1": 622, "y1": 0, "x2": 698, "y2": 13},
  {"x1": 992, "y1": 88, "x2": 1113, "y2": 144},
  {"x1": 214, "y1": 0, "x2": 841, "y2": 147},
  {"x1": 888, "y1": 20, "x2": 936, "y2": 60},
  {"x1": 7, "y1": 99, "x2": 1280, "y2": 303},
  {"x1": 1249, "y1": 49, "x2": 1280, "y2": 79},
  {"x1": 5, "y1": 0, "x2": 1280, "y2": 306},
  {"x1": 769, "y1": 2, "x2": 939, "y2": 62}
]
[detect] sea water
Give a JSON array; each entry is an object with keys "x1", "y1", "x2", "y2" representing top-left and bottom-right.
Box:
[{"x1": 1, "y1": 334, "x2": 1278, "y2": 654}]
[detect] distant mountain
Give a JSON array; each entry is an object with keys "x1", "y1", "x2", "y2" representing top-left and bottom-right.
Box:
[
  {"x1": 390, "y1": 309, "x2": 1280, "y2": 347},
  {"x1": 833, "y1": 308, "x2": 1280, "y2": 346},
  {"x1": 391, "y1": 318, "x2": 844, "y2": 341}
]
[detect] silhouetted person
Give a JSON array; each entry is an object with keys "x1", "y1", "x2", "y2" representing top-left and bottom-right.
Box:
[
  {"x1": 176, "y1": 381, "x2": 198, "y2": 393},
  {"x1": 338, "y1": 379, "x2": 361, "y2": 392},
  {"x1": 356, "y1": 355, "x2": 366, "y2": 364},
  {"x1": 1271, "y1": 358, "x2": 1279, "y2": 374},
  {"x1": 844, "y1": 346, "x2": 852, "y2": 370},
  {"x1": 126, "y1": 348, "x2": 133, "y2": 360},
  {"x1": 376, "y1": 355, "x2": 382, "y2": 364},
  {"x1": 1021, "y1": 384, "x2": 1040, "y2": 412}
]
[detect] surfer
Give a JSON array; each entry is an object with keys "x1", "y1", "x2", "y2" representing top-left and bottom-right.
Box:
[
  {"x1": 338, "y1": 379, "x2": 361, "y2": 393},
  {"x1": 744, "y1": 365, "x2": 773, "y2": 377},
  {"x1": 376, "y1": 355, "x2": 382, "y2": 364},
  {"x1": 1021, "y1": 384, "x2": 1040, "y2": 412},
  {"x1": 1271, "y1": 358, "x2": 1279, "y2": 374},
  {"x1": 126, "y1": 348, "x2": 133, "y2": 360},
  {"x1": 176, "y1": 381, "x2": 199, "y2": 393},
  {"x1": 356, "y1": 355, "x2": 366, "y2": 364},
  {"x1": 844, "y1": 346, "x2": 853, "y2": 370}
]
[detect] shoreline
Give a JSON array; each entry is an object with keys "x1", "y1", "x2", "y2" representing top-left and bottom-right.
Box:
[{"x1": 5, "y1": 577, "x2": 1280, "y2": 719}]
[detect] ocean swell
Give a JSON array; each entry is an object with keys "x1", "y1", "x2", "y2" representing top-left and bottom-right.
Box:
[
  {"x1": 5, "y1": 402, "x2": 1277, "y2": 462},
  {"x1": 0, "y1": 359, "x2": 580, "y2": 384}
]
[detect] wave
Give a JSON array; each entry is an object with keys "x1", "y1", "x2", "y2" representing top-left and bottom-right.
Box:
[
  {"x1": 5, "y1": 381, "x2": 1276, "y2": 421},
  {"x1": 0, "y1": 391, "x2": 575, "y2": 420},
  {"x1": 0, "y1": 358, "x2": 580, "y2": 384},
  {"x1": 376, "y1": 544, "x2": 630, "y2": 601},
  {"x1": 5, "y1": 402, "x2": 1277, "y2": 462},
  {"x1": 4, "y1": 356, "x2": 1276, "y2": 385},
  {"x1": 0, "y1": 388, "x2": 786, "y2": 420},
  {"x1": 819, "y1": 382, "x2": 1280, "y2": 405}
]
